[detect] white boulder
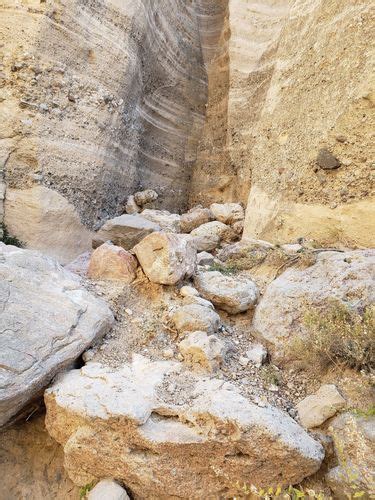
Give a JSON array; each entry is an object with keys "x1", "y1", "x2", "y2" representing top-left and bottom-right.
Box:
[
  {"x1": 210, "y1": 203, "x2": 244, "y2": 224},
  {"x1": 88, "y1": 480, "x2": 129, "y2": 500}
]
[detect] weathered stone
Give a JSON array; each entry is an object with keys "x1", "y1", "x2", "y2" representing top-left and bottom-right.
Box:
[
  {"x1": 327, "y1": 413, "x2": 375, "y2": 496},
  {"x1": 253, "y1": 250, "x2": 375, "y2": 360},
  {"x1": 124, "y1": 195, "x2": 140, "y2": 215},
  {"x1": 182, "y1": 296, "x2": 214, "y2": 310},
  {"x1": 179, "y1": 331, "x2": 226, "y2": 372},
  {"x1": 134, "y1": 232, "x2": 196, "y2": 285},
  {"x1": 95, "y1": 214, "x2": 161, "y2": 250},
  {"x1": 210, "y1": 203, "x2": 244, "y2": 224},
  {"x1": 190, "y1": 221, "x2": 230, "y2": 251},
  {"x1": 88, "y1": 479, "x2": 129, "y2": 500},
  {"x1": 297, "y1": 385, "x2": 346, "y2": 429},
  {"x1": 0, "y1": 245, "x2": 114, "y2": 427},
  {"x1": 217, "y1": 239, "x2": 274, "y2": 263},
  {"x1": 197, "y1": 251, "x2": 215, "y2": 266},
  {"x1": 246, "y1": 344, "x2": 268, "y2": 368},
  {"x1": 141, "y1": 209, "x2": 181, "y2": 233},
  {"x1": 134, "y1": 189, "x2": 158, "y2": 206},
  {"x1": 87, "y1": 242, "x2": 137, "y2": 282},
  {"x1": 180, "y1": 207, "x2": 213, "y2": 233},
  {"x1": 171, "y1": 304, "x2": 220, "y2": 335},
  {"x1": 65, "y1": 251, "x2": 91, "y2": 277},
  {"x1": 231, "y1": 220, "x2": 244, "y2": 236},
  {"x1": 316, "y1": 148, "x2": 341, "y2": 170},
  {"x1": 194, "y1": 271, "x2": 259, "y2": 314},
  {"x1": 45, "y1": 356, "x2": 324, "y2": 497},
  {"x1": 179, "y1": 285, "x2": 200, "y2": 297}
]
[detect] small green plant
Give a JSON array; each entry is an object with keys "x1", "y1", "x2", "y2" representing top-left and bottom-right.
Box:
[
  {"x1": 79, "y1": 482, "x2": 96, "y2": 499},
  {"x1": 289, "y1": 300, "x2": 374, "y2": 371},
  {"x1": 235, "y1": 483, "x2": 328, "y2": 499},
  {"x1": 208, "y1": 262, "x2": 239, "y2": 275},
  {"x1": 260, "y1": 364, "x2": 281, "y2": 387},
  {"x1": 350, "y1": 407, "x2": 375, "y2": 418},
  {"x1": 1, "y1": 224, "x2": 24, "y2": 247}
]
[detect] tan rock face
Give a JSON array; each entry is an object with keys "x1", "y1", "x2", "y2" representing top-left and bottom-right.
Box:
[
  {"x1": 180, "y1": 207, "x2": 213, "y2": 233},
  {"x1": 87, "y1": 243, "x2": 137, "y2": 282},
  {"x1": 171, "y1": 304, "x2": 221, "y2": 335},
  {"x1": 134, "y1": 232, "x2": 196, "y2": 285},
  {"x1": 45, "y1": 357, "x2": 324, "y2": 497},
  {"x1": 179, "y1": 331, "x2": 226, "y2": 372},
  {"x1": 297, "y1": 385, "x2": 346, "y2": 429}
]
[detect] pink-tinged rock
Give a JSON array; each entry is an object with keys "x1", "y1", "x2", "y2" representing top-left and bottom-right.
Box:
[
  {"x1": 133, "y1": 232, "x2": 196, "y2": 285},
  {"x1": 88, "y1": 243, "x2": 137, "y2": 282}
]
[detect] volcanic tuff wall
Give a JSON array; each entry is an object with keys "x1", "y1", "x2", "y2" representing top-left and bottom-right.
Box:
[{"x1": 1, "y1": 0, "x2": 374, "y2": 260}]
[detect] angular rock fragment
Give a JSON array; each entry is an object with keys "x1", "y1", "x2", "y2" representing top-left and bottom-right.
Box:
[
  {"x1": 297, "y1": 385, "x2": 346, "y2": 429},
  {"x1": 45, "y1": 356, "x2": 324, "y2": 498},
  {"x1": 197, "y1": 251, "x2": 215, "y2": 266},
  {"x1": 246, "y1": 344, "x2": 268, "y2": 367},
  {"x1": 171, "y1": 304, "x2": 220, "y2": 334},
  {"x1": 179, "y1": 331, "x2": 226, "y2": 372},
  {"x1": 316, "y1": 148, "x2": 341, "y2": 170},
  {"x1": 134, "y1": 189, "x2": 158, "y2": 206},
  {"x1": 190, "y1": 221, "x2": 231, "y2": 251},
  {"x1": 124, "y1": 195, "x2": 140, "y2": 215},
  {"x1": 88, "y1": 479, "x2": 129, "y2": 500},
  {"x1": 141, "y1": 209, "x2": 181, "y2": 233},
  {"x1": 94, "y1": 214, "x2": 160, "y2": 250},
  {"x1": 253, "y1": 250, "x2": 375, "y2": 360},
  {"x1": 194, "y1": 271, "x2": 259, "y2": 314},
  {"x1": 180, "y1": 207, "x2": 213, "y2": 233},
  {"x1": 134, "y1": 232, "x2": 196, "y2": 285},
  {"x1": 179, "y1": 285, "x2": 200, "y2": 297},
  {"x1": 0, "y1": 245, "x2": 114, "y2": 427},
  {"x1": 210, "y1": 202, "x2": 244, "y2": 224},
  {"x1": 65, "y1": 251, "x2": 91, "y2": 277},
  {"x1": 87, "y1": 242, "x2": 138, "y2": 282}
]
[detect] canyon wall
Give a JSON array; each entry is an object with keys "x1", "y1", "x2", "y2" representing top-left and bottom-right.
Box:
[{"x1": 0, "y1": 0, "x2": 207, "y2": 261}]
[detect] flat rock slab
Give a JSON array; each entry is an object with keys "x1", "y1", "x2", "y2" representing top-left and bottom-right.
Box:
[
  {"x1": 0, "y1": 245, "x2": 114, "y2": 427},
  {"x1": 194, "y1": 270, "x2": 259, "y2": 314},
  {"x1": 45, "y1": 356, "x2": 324, "y2": 498},
  {"x1": 94, "y1": 214, "x2": 161, "y2": 250}
]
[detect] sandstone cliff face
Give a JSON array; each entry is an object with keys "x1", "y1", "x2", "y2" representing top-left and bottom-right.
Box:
[{"x1": 1, "y1": 0, "x2": 208, "y2": 259}]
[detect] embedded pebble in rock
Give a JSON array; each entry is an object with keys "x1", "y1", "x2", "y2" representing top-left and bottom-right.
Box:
[
  {"x1": 134, "y1": 232, "x2": 196, "y2": 285},
  {"x1": 179, "y1": 285, "x2": 200, "y2": 297},
  {"x1": 316, "y1": 148, "x2": 341, "y2": 170},
  {"x1": 246, "y1": 344, "x2": 268, "y2": 367},
  {"x1": 194, "y1": 270, "x2": 259, "y2": 314},
  {"x1": 44, "y1": 356, "x2": 324, "y2": 498},
  {"x1": 210, "y1": 202, "x2": 244, "y2": 224},
  {"x1": 124, "y1": 195, "x2": 140, "y2": 215},
  {"x1": 87, "y1": 242, "x2": 138, "y2": 282},
  {"x1": 297, "y1": 385, "x2": 346, "y2": 429},
  {"x1": 134, "y1": 189, "x2": 158, "y2": 206},
  {"x1": 88, "y1": 479, "x2": 129, "y2": 500},
  {"x1": 141, "y1": 209, "x2": 181, "y2": 233},
  {"x1": 180, "y1": 207, "x2": 213, "y2": 233},
  {"x1": 197, "y1": 251, "x2": 215, "y2": 266},
  {"x1": 171, "y1": 304, "x2": 220, "y2": 335},
  {"x1": 190, "y1": 221, "x2": 231, "y2": 251},
  {"x1": 179, "y1": 331, "x2": 226, "y2": 372},
  {"x1": 94, "y1": 214, "x2": 161, "y2": 250}
]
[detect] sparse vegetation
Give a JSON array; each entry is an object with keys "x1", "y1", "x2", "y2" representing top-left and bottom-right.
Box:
[
  {"x1": 260, "y1": 364, "x2": 282, "y2": 387},
  {"x1": 289, "y1": 300, "x2": 374, "y2": 371},
  {"x1": 208, "y1": 262, "x2": 239, "y2": 275},
  {"x1": 79, "y1": 481, "x2": 96, "y2": 499},
  {"x1": 234, "y1": 483, "x2": 329, "y2": 499},
  {"x1": 350, "y1": 407, "x2": 375, "y2": 418},
  {"x1": 1, "y1": 224, "x2": 24, "y2": 247}
]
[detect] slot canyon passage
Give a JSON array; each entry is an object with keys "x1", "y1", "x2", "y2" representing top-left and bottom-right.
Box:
[{"x1": 0, "y1": 0, "x2": 374, "y2": 499}]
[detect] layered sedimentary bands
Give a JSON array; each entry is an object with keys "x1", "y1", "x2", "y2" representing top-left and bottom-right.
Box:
[{"x1": 1, "y1": 0, "x2": 374, "y2": 259}]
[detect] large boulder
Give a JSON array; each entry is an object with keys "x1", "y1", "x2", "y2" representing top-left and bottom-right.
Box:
[
  {"x1": 94, "y1": 214, "x2": 161, "y2": 250},
  {"x1": 326, "y1": 412, "x2": 375, "y2": 497},
  {"x1": 134, "y1": 232, "x2": 196, "y2": 285},
  {"x1": 190, "y1": 221, "x2": 232, "y2": 251},
  {"x1": 45, "y1": 356, "x2": 324, "y2": 498},
  {"x1": 141, "y1": 209, "x2": 181, "y2": 233},
  {"x1": 194, "y1": 271, "x2": 259, "y2": 314},
  {"x1": 0, "y1": 245, "x2": 114, "y2": 427},
  {"x1": 210, "y1": 203, "x2": 244, "y2": 225},
  {"x1": 87, "y1": 242, "x2": 138, "y2": 282},
  {"x1": 180, "y1": 207, "x2": 213, "y2": 233},
  {"x1": 253, "y1": 250, "x2": 375, "y2": 359}
]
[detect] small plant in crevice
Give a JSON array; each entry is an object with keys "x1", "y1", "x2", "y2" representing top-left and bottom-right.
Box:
[
  {"x1": 0, "y1": 224, "x2": 24, "y2": 247},
  {"x1": 79, "y1": 481, "x2": 96, "y2": 499},
  {"x1": 260, "y1": 364, "x2": 282, "y2": 387},
  {"x1": 234, "y1": 483, "x2": 329, "y2": 499},
  {"x1": 289, "y1": 299, "x2": 374, "y2": 372},
  {"x1": 207, "y1": 262, "x2": 239, "y2": 275}
]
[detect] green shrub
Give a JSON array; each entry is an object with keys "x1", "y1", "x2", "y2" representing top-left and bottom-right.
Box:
[
  {"x1": 289, "y1": 300, "x2": 374, "y2": 371},
  {"x1": 207, "y1": 262, "x2": 239, "y2": 275},
  {"x1": 1, "y1": 224, "x2": 24, "y2": 247}
]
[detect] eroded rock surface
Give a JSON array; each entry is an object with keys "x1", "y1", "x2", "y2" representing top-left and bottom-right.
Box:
[
  {"x1": 87, "y1": 243, "x2": 137, "y2": 282},
  {"x1": 0, "y1": 244, "x2": 114, "y2": 427},
  {"x1": 45, "y1": 356, "x2": 324, "y2": 497}
]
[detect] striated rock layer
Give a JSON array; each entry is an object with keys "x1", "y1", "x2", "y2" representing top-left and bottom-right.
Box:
[{"x1": 1, "y1": 0, "x2": 208, "y2": 258}]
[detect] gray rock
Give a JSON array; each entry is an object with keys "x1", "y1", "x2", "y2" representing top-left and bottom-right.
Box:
[
  {"x1": 88, "y1": 479, "x2": 129, "y2": 500},
  {"x1": 194, "y1": 271, "x2": 259, "y2": 314},
  {"x1": 94, "y1": 214, "x2": 161, "y2": 250},
  {"x1": 171, "y1": 304, "x2": 220, "y2": 334},
  {"x1": 134, "y1": 189, "x2": 158, "y2": 206},
  {"x1": 197, "y1": 251, "x2": 215, "y2": 266},
  {"x1": 246, "y1": 344, "x2": 268, "y2": 367},
  {"x1": 317, "y1": 148, "x2": 341, "y2": 170},
  {"x1": 0, "y1": 245, "x2": 114, "y2": 427}
]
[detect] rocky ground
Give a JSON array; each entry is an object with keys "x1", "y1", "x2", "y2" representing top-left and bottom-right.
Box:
[{"x1": 0, "y1": 192, "x2": 373, "y2": 499}]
